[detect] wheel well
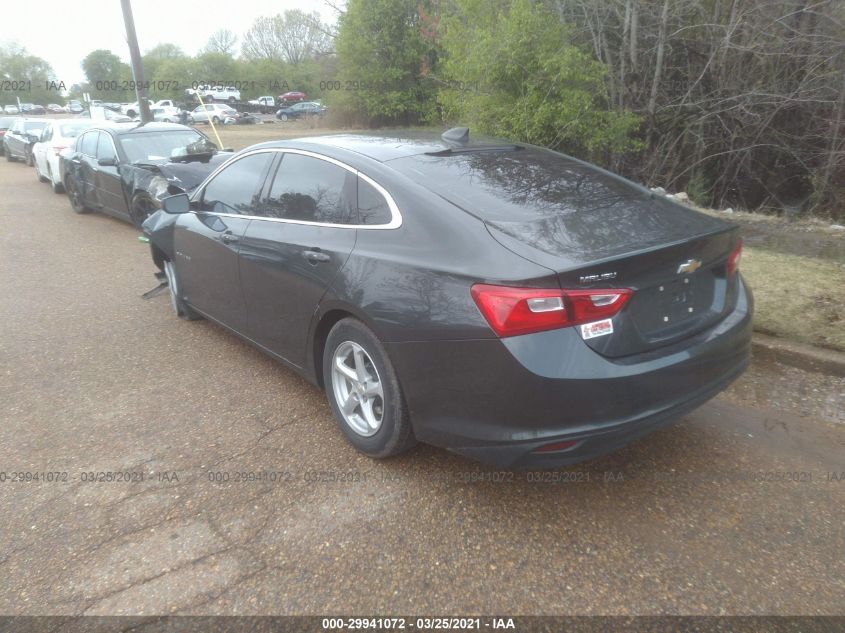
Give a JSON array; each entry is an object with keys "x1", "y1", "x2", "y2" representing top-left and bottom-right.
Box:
[{"x1": 312, "y1": 309, "x2": 355, "y2": 389}]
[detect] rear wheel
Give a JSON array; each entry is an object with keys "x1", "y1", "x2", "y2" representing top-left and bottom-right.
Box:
[
  {"x1": 25, "y1": 149, "x2": 34, "y2": 166},
  {"x1": 129, "y1": 192, "x2": 157, "y2": 228},
  {"x1": 66, "y1": 176, "x2": 87, "y2": 213},
  {"x1": 323, "y1": 318, "x2": 416, "y2": 458},
  {"x1": 162, "y1": 260, "x2": 201, "y2": 320}
]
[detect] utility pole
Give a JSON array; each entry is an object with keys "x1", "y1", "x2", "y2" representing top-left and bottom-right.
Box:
[{"x1": 120, "y1": 0, "x2": 152, "y2": 123}]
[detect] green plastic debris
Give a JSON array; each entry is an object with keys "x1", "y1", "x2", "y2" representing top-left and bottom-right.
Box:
[{"x1": 138, "y1": 235, "x2": 150, "y2": 243}]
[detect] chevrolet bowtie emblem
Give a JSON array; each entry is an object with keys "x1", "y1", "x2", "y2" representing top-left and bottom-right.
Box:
[{"x1": 677, "y1": 259, "x2": 702, "y2": 274}]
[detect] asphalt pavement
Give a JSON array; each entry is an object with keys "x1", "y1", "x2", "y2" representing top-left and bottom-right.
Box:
[{"x1": 1, "y1": 156, "x2": 844, "y2": 616}]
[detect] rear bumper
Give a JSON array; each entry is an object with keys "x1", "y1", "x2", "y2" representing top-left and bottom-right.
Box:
[{"x1": 386, "y1": 276, "x2": 753, "y2": 468}]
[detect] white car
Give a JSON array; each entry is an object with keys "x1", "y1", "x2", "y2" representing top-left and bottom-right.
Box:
[
  {"x1": 4, "y1": 105, "x2": 20, "y2": 114},
  {"x1": 150, "y1": 106, "x2": 181, "y2": 122},
  {"x1": 248, "y1": 96, "x2": 275, "y2": 113},
  {"x1": 32, "y1": 118, "x2": 94, "y2": 193},
  {"x1": 189, "y1": 103, "x2": 238, "y2": 124},
  {"x1": 188, "y1": 85, "x2": 241, "y2": 103}
]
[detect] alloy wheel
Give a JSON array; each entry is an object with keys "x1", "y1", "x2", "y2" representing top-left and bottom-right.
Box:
[{"x1": 331, "y1": 341, "x2": 385, "y2": 437}]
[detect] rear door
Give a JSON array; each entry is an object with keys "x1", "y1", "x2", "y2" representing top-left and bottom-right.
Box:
[
  {"x1": 239, "y1": 151, "x2": 358, "y2": 366},
  {"x1": 174, "y1": 151, "x2": 275, "y2": 331}
]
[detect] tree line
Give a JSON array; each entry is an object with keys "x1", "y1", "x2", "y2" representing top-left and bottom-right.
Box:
[{"x1": 2, "y1": 1, "x2": 842, "y2": 218}]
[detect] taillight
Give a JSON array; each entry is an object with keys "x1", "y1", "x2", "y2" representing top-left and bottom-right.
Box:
[
  {"x1": 471, "y1": 284, "x2": 632, "y2": 337},
  {"x1": 53, "y1": 145, "x2": 67, "y2": 157},
  {"x1": 727, "y1": 238, "x2": 742, "y2": 276}
]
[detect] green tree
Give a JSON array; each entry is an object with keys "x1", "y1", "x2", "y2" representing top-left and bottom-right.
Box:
[
  {"x1": 334, "y1": 0, "x2": 439, "y2": 125},
  {"x1": 81, "y1": 49, "x2": 132, "y2": 101},
  {"x1": 0, "y1": 43, "x2": 57, "y2": 106},
  {"x1": 439, "y1": 0, "x2": 639, "y2": 157}
]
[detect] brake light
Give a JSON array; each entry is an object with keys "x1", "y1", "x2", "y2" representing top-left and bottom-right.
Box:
[
  {"x1": 727, "y1": 239, "x2": 742, "y2": 276},
  {"x1": 471, "y1": 284, "x2": 632, "y2": 337}
]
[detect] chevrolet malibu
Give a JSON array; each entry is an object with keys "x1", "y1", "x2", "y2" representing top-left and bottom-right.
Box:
[{"x1": 142, "y1": 129, "x2": 752, "y2": 468}]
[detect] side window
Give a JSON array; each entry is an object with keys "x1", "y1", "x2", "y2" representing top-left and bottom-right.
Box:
[
  {"x1": 11, "y1": 121, "x2": 22, "y2": 134},
  {"x1": 97, "y1": 133, "x2": 116, "y2": 161},
  {"x1": 262, "y1": 153, "x2": 356, "y2": 224},
  {"x1": 200, "y1": 152, "x2": 274, "y2": 215},
  {"x1": 357, "y1": 177, "x2": 393, "y2": 226},
  {"x1": 41, "y1": 124, "x2": 52, "y2": 141},
  {"x1": 80, "y1": 131, "x2": 99, "y2": 157}
]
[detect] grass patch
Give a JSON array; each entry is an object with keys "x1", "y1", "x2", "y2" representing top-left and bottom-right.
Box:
[{"x1": 742, "y1": 247, "x2": 845, "y2": 352}]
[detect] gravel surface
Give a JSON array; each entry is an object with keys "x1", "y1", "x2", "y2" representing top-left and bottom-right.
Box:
[{"x1": 1, "y1": 158, "x2": 844, "y2": 616}]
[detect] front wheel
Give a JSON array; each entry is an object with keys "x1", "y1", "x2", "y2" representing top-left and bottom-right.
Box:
[
  {"x1": 66, "y1": 176, "x2": 87, "y2": 213},
  {"x1": 212, "y1": 116, "x2": 220, "y2": 124},
  {"x1": 162, "y1": 260, "x2": 201, "y2": 321},
  {"x1": 130, "y1": 192, "x2": 157, "y2": 228},
  {"x1": 279, "y1": 113, "x2": 288, "y2": 122},
  {"x1": 323, "y1": 318, "x2": 416, "y2": 458}
]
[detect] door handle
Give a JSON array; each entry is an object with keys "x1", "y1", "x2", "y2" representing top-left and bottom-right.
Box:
[
  {"x1": 220, "y1": 232, "x2": 238, "y2": 244},
  {"x1": 303, "y1": 249, "x2": 330, "y2": 263}
]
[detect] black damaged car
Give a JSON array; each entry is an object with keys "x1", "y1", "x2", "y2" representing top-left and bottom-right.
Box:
[{"x1": 63, "y1": 122, "x2": 233, "y2": 227}]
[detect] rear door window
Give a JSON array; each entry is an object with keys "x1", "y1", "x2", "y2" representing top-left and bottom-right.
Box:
[{"x1": 80, "y1": 131, "x2": 99, "y2": 157}]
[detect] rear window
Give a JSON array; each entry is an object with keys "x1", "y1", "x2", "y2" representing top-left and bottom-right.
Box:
[
  {"x1": 119, "y1": 131, "x2": 217, "y2": 162},
  {"x1": 23, "y1": 121, "x2": 47, "y2": 133},
  {"x1": 58, "y1": 122, "x2": 91, "y2": 138}
]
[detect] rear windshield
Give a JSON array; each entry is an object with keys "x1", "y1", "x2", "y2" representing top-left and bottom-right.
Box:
[
  {"x1": 119, "y1": 131, "x2": 217, "y2": 162},
  {"x1": 390, "y1": 149, "x2": 650, "y2": 222},
  {"x1": 58, "y1": 122, "x2": 92, "y2": 138},
  {"x1": 23, "y1": 121, "x2": 48, "y2": 133}
]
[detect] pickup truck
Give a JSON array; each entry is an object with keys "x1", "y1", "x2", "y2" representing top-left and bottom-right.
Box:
[
  {"x1": 187, "y1": 85, "x2": 241, "y2": 104},
  {"x1": 123, "y1": 100, "x2": 179, "y2": 119},
  {"x1": 248, "y1": 96, "x2": 275, "y2": 113}
]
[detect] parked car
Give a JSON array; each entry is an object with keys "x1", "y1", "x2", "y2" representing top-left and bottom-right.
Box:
[
  {"x1": 278, "y1": 91, "x2": 306, "y2": 103},
  {"x1": 47, "y1": 104, "x2": 68, "y2": 114},
  {"x1": 4, "y1": 104, "x2": 20, "y2": 114},
  {"x1": 150, "y1": 106, "x2": 181, "y2": 123},
  {"x1": 4, "y1": 118, "x2": 49, "y2": 165},
  {"x1": 275, "y1": 101, "x2": 326, "y2": 122},
  {"x1": 225, "y1": 112, "x2": 261, "y2": 125},
  {"x1": 32, "y1": 118, "x2": 94, "y2": 192},
  {"x1": 63, "y1": 122, "x2": 234, "y2": 227},
  {"x1": 188, "y1": 85, "x2": 240, "y2": 103},
  {"x1": 20, "y1": 104, "x2": 46, "y2": 115},
  {"x1": 0, "y1": 116, "x2": 14, "y2": 155},
  {"x1": 67, "y1": 100, "x2": 84, "y2": 114},
  {"x1": 188, "y1": 103, "x2": 238, "y2": 124},
  {"x1": 248, "y1": 96, "x2": 275, "y2": 113},
  {"x1": 141, "y1": 129, "x2": 752, "y2": 468}
]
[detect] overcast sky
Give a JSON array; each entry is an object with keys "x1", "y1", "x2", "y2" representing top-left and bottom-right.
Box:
[{"x1": 1, "y1": 0, "x2": 339, "y2": 86}]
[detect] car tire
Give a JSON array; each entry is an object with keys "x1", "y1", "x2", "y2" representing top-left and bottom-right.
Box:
[
  {"x1": 6, "y1": 149, "x2": 15, "y2": 162},
  {"x1": 323, "y1": 318, "x2": 416, "y2": 459},
  {"x1": 280, "y1": 114, "x2": 288, "y2": 122},
  {"x1": 212, "y1": 116, "x2": 220, "y2": 124},
  {"x1": 129, "y1": 192, "x2": 157, "y2": 228},
  {"x1": 65, "y1": 176, "x2": 88, "y2": 213},
  {"x1": 162, "y1": 260, "x2": 201, "y2": 321},
  {"x1": 25, "y1": 149, "x2": 34, "y2": 166},
  {"x1": 228, "y1": 97, "x2": 236, "y2": 104}
]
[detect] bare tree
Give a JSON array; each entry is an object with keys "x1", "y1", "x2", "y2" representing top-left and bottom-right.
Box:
[
  {"x1": 241, "y1": 10, "x2": 332, "y2": 64},
  {"x1": 204, "y1": 29, "x2": 237, "y2": 56}
]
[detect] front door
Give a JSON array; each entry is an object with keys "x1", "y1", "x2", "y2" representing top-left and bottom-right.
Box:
[{"x1": 173, "y1": 151, "x2": 275, "y2": 332}]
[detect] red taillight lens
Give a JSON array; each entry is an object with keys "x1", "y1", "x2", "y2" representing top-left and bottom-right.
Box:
[
  {"x1": 471, "y1": 284, "x2": 632, "y2": 337},
  {"x1": 727, "y1": 239, "x2": 743, "y2": 276},
  {"x1": 53, "y1": 145, "x2": 67, "y2": 157}
]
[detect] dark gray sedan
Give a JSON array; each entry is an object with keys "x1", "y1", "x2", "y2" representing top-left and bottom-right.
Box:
[{"x1": 143, "y1": 129, "x2": 752, "y2": 468}]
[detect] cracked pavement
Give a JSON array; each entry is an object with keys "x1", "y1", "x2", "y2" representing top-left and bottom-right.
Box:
[{"x1": 1, "y1": 157, "x2": 844, "y2": 615}]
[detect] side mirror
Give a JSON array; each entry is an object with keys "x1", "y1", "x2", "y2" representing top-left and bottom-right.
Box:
[
  {"x1": 97, "y1": 156, "x2": 117, "y2": 167},
  {"x1": 162, "y1": 193, "x2": 190, "y2": 214}
]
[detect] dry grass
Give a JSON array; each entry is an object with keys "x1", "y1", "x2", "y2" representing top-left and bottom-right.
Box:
[
  {"x1": 196, "y1": 120, "x2": 349, "y2": 151},
  {"x1": 742, "y1": 247, "x2": 845, "y2": 351}
]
